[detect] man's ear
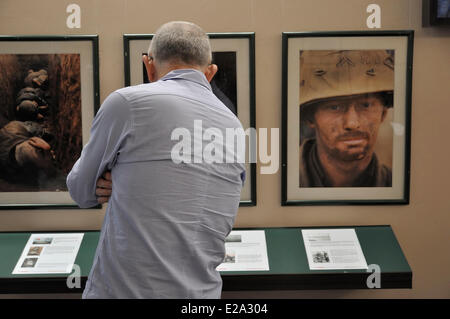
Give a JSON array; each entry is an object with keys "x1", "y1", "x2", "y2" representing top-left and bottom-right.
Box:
[
  {"x1": 204, "y1": 64, "x2": 218, "y2": 83},
  {"x1": 143, "y1": 55, "x2": 157, "y2": 83}
]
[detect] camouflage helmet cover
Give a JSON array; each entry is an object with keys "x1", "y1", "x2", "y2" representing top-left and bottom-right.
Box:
[{"x1": 299, "y1": 50, "x2": 394, "y2": 108}]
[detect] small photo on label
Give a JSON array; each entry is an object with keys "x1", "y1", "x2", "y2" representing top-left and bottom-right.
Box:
[
  {"x1": 312, "y1": 251, "x2": 330, "y2": 263},
  {"x1": 223, "y1": 251, "x2": 236, "y2": 264},
  {"x1": 21, "y1": 258, "x2": 38, "y2": 268},
  {"x1": 27, "y1": 246, "x2": 43, "y2": 256},
  {"x1": 32, "y1": 237, "x2": 53, "y2": 245}
]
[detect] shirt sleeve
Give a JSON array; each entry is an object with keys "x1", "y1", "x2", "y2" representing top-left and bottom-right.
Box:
[{"x1": 66, "y1": 92, "x2": 131, "y2": 208}]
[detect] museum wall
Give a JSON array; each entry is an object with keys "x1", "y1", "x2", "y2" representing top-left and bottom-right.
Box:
[{"x1": 0, "y1": 0, "x2": 449, "y2": 298}]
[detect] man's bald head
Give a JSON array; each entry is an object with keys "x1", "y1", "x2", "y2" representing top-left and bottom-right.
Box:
[{"x1": 149, "y1": 21, "x2": 212, "y2": 68}]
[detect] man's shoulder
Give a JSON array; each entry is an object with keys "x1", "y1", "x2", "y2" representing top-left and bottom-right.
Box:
[
  {"x1": 114, "y1": 82, "x2": 192, "y2": 107},
  {"x1": 115, "y1": 83, "x2": 155, "y2": 100}
]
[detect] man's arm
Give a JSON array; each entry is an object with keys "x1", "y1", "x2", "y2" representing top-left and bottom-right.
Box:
[{"x1": 67, "y1": 92, "x2": 131, "y2": 208}]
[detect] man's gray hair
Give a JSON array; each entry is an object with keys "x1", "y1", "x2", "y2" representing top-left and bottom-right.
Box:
[{"x1": 149, "y1": 21, "x2": 212, "y2": 67}]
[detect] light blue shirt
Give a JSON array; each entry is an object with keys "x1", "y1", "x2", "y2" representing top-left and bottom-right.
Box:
[{"x1": 67, "y1": 69, "x2": 245, "y2": 298}]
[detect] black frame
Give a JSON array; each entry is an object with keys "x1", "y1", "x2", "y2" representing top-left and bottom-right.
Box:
[
  {"x1": 281, "y1": 30, "x2": 414, "y2": 206},
  {"x1": 123, "y1": 33, "x2": 256, "y2": 206},
  {"x1": 0, "y1": 35, "x2": 100, "y2": 209}
]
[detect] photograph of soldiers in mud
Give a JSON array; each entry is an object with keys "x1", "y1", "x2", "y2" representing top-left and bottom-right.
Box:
[
  {"x1": 299, "y1": 50, "x2": 394, "y2": 188},
  {"x1": 0, "y1": 54, "x2": 82, "y2": 192},
  {"x1": 142, "y1": 51, "x2": 238, "y2": 115}
]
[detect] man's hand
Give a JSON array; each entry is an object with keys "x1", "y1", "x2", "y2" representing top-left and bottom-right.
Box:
[
  {"x1": 96, "y1": 171, "x2": 112, "y2": 204},
  {"x1": 28, "y1": 136, "x2": 51, "y2": 150}
]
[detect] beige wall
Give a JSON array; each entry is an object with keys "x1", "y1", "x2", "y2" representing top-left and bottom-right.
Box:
[{"x1": 0, "y1": 0, "x2": 449, "y2": 298}]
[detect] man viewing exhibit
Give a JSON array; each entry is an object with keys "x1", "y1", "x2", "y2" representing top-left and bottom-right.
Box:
[
  {"x1": 299, "y1": 50, "x2": 394, "y2": 187},
  {"x1": 67, "y1": 21, "x2": 245, "y2": 298}
]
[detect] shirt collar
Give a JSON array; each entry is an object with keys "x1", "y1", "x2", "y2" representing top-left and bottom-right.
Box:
[{"x1": 160, "y1": 69, "x2": 212, "y2": 92}]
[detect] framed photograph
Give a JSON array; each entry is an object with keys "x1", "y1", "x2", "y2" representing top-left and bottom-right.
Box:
[
  {"x1": 282, "y1": 31, "x2": 413, "y2": 205},
  {"x1": 123, "y1": 33, "x2": 256, "y2": 206},
  {"x1": 0, "y1": 35, "x2": 100, "y2": 209},
  {"x1": 430, "y1": 0, "x2": 450, "y2": 25}
]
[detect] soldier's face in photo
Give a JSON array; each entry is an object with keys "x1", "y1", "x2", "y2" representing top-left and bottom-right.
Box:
[{"x1": 309, "y1": 94, "x2": 387, "y2": 162}]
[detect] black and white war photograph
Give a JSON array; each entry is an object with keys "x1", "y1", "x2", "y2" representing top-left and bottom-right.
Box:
[
  {"x1": 312, "y1": 251, "x2": 330, "y2": 263},
  {"x1": 0, "y1": 53, "x2": 82, "y2": 192},
  {"x1": 210, "y1": 51, "x2": 237, "y2": 115},
  {"x1": 21, "y1": 257, "x2": 38, "y2": 268}
]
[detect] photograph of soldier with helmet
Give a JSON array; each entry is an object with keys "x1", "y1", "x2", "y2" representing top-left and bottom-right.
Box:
[
  {"x1": 299, "y1": 49, "x2": 394, "y2": 188},
  {"x1": 282, "y1": 31, "x2": 412, "y2": 205}
]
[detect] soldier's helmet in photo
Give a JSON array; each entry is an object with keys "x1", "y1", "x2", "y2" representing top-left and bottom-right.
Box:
[
  {"x1": 16, "y1": 100, "x2": 43, "y2": 121},
  {"x1": 24, "y1": 69, "x2": 49, "y2": 88},
  {"x1": 299, "y1": 50, "x2": 395, "y2": 121}
]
